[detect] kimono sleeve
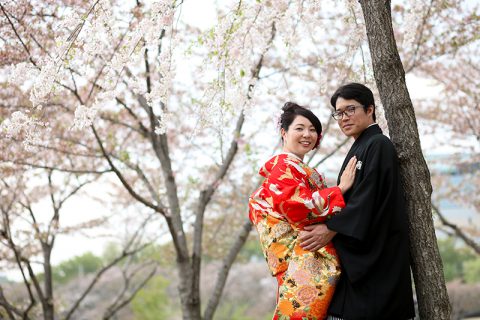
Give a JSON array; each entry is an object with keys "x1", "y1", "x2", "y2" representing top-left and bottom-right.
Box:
[
  {"x1": 267, "y1": 158, "x2": 345, "y2": 228},
  {"x1": 249, "y1": 188, "x2": 295, "y2": 276},
  {"x1": 326, "y1": 137, "x2": 400, "y2": 283}
]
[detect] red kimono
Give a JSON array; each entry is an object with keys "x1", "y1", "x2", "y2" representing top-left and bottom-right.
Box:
[{"x1": 249, "y1": 153, "x2": 346, "y2": 320}]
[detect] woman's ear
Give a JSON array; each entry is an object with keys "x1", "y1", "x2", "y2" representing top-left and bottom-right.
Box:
[{"x1": 314, "y1": 133, "x2": 322, "y2": 149}]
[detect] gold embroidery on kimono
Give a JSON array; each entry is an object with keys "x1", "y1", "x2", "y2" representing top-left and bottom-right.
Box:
[{"x1": 249, "y1": 153, "x2": 345, "y2": 320}]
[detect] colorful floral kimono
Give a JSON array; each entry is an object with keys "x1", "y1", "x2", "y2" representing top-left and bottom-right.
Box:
[{"x1": 249, "y1": 153, "x2": 346, "y2": 320}]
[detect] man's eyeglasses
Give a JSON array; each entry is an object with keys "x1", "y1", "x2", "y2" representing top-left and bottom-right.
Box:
[{"x1": 331, "y1": 105, "x2": 364, "y2": 120}]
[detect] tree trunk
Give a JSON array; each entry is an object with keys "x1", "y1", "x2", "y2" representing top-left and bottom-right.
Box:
[
  {"x1": 204, "y1": 219, "x2": 253, "y2": 320},
  {"x1": 42, "y1": 243, "x2": 54, "y2": 320},
  {"x1": 358, "y1": 1, "x2": 451, "y2": 319}
]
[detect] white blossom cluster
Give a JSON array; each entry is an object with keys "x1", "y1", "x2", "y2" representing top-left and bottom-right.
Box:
[
  {"x1": 403, "y1": 0, "x2": 427, "y2": 47},
  {"x1": 30, "y1": 58, "x2": 61, "y2": 107},
  {"x1": 0, "y1": 111, "x2": 48, "y2": 151},
  {"x1": 343, "y1": 0, "x2": 366, "y2": 65},
  {"x1": 7, "y1": 62, "x2": 39, "y2": 88},
  {"x1": 5, "y1": 0, "x2": 177, "y2": 142},
  {"x1": 3, "y1": 0, "x2": 379, "y2": 150},
  {"x1": 72, "y1": 105, "x2": 98, "y2": 130},
  {"x1": 193, "y1": 0, "x2": 298, "y2": 131}
]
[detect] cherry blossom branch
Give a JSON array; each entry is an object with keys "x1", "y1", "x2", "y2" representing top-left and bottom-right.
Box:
[
  {"x1": 131, "y1": 162, "x2": 163, "y2": 205},
  {"x1": 2, "y1": 133, "x2": 103, "y2": 159},
  {"x1": 46, "y1": 175, "x2": 98, "y2": 243},
  {"x1": 115, "y1": 96, "x2": 149, "y2": 136},
  {"x1": 0, "y1": 286, "x2": 19, "y2": 319},
  {"x1": 0, "y1": 3, "x2": 36, "y2": 65},
  {"x1": 63, "y1": 242, "x2": 151, "y2": 320},
  {"x1": 102, "y1": 262, "x2": 158, "y2": 320},
  {"x1": 64, "y1": 212, "x2": 154, "y2": 319},
  {"x1": 85, "y1": 16, "x2": 134, "y2": 104},
  {"x1": 311, "y1": 137, "x2": 350, "y2": 169},
  {"x1": 0, "y1": 184, "x2": 37, "y2": 319},
  {"x1": 26, "y1": 259, "x2": 49, "y2": 317},
  {"x1": 405, "y1": 0, "x2": 434, "y2": 73},
  {"x1": 0, "y1": 285, "x2": 25, "y2": 319},
  {"x1": 199, "y1": 21, "x2": 277, "y2": 320},
  {"x1": 20, "y1": 202, "x2": 42, "y2": 241},
  {"x1": 90, "y1": 124, "x2": 166, "y2": 214},
  {"x1": 6, "y1": 160, "x2": 111, "y2": 174},
  {"x1": 433, "y1": 203, "x2": 480, "y2": 255},
  {"x1": 135, "y1": 42, "x2": 191, "y2": 272}
]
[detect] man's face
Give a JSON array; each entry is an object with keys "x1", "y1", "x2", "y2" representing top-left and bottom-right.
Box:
[{"x1": 335, "y1": 97, "x2": 374, "y2": 140}]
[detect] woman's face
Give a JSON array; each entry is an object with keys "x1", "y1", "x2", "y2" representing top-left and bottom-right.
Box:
[{"x1": 281, "y1": 115, "x2": 318, "y2": 160}]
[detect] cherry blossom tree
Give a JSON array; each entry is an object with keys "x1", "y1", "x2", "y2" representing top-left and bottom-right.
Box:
[
  {"x1": 0, "y1": 161, "x2": 160, "y2": 319},
  {"x1": 1, "y1": 0, "x2": 479, "y2": 319}
]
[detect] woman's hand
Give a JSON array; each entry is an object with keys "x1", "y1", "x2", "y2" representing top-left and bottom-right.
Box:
[{"x1": 338, "y1": 156, "x2": 357, "y2": 194}]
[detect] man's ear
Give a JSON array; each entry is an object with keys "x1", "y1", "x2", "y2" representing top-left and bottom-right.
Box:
[{"x1": 367, "y1": 105, "x2": 375, "y2": 118}]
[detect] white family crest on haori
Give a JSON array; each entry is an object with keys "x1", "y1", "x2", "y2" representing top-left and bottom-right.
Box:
[{"x1": 356, "y1": 161, "x2": 363, "y2": 170}]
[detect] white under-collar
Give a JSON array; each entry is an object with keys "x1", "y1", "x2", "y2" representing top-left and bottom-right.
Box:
[{"x1": 280, "y1": 152, "x2": 303, "y2": 161}]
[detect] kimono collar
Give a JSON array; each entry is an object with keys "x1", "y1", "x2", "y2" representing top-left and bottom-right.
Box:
[
  {"x1": 351, "y1": 123, "x2": 382, "y2": 148},
  {"x1": 280, "y1": 152, "x2": 303, "y2": 162},
  {"x1": 259, "y1": 152, "x2": 303, "y2": 178}
]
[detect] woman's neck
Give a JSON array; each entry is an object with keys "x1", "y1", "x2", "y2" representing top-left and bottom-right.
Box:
[{"x1": 281, "y1": 150, "x2": 304, "y2": 161}]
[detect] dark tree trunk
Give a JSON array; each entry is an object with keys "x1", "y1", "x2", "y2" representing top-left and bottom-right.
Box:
[
  {"x1": 358, "y1": 1, "x2": 451, "y2": 319},
  {"x1": 42, "y1": 244, "x2": 54, "y2": 320}
]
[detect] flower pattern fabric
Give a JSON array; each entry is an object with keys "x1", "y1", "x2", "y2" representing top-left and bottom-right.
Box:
[{"x1": 249, "y1": 153, "x2": 345, "y2": 320}]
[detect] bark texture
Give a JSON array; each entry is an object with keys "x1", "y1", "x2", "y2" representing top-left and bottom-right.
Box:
[{"x1": 358, "y1": 1, "x2": 451, "y2": 319}]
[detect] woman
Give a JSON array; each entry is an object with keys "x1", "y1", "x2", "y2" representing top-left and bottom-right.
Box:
[{"x1": 249, "y1": 102, "x2": 356, "y2": 320}]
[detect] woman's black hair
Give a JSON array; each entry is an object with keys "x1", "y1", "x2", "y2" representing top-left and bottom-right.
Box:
[
  {"x1": 279, "y1": 102, "x2": 322, "y2": 148},
  {"x1": 330, "y1": 82, "x2": 376, "y2": 122}
]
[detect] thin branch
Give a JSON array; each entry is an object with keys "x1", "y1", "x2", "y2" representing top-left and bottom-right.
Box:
[
  {"x1": 26, "y1": 261, "x2": 45, "y2": 316},
  {"x1": 20, "y1": 202, "x2": 42, "y2": 242},
  {"x1": 46, "y1": 176, "x2": 98, "y2": 242},
  {"x1": 85, "y1": 16, "x2": 133, "y2": 104},
  {"x1": 7, "y1": 160, "x2": 111, "y2": 175},
  {"x1": 0, "y1": 3, "x2": 36, "y2": 66},
  {"x1": 405, "y1": 0, "x2": 435, "y2": 73},
  {"x1": 1, "y1": 207, "x2": 37, "y2": 318},
  {"x1": 64, "y1": 243, "x2": 150, "y2": 320},
  {"x1": 102, "y1": 264, "x2": 158, "y2": 320},
  {"x1": 99, "y1": 111, "x2": 147, "y2": 136},
  {"x1": 90, "y1": 125, "x2": 166, "y2": 214},
  {"x1": 0, "y1": 286, "x2": 21, "y2": 320},
  {"x1": 136, "y1": 36, "x2": 190, "y2": 265},
  {"x1": 312, "y1": 137, "x2": 350, "y2": 169},
  {"x1": 200, "y1": 21, "x2": 277, "y2": 320},
  {"x1": 203, "y1": 219, "x2": 252, "y2": 320},
  {"x1": 433, "y1": 203, "x2": 480, "y2": 255},
  {"x1": 56, "y1": 177, "x2": 98, "y2": 212}
]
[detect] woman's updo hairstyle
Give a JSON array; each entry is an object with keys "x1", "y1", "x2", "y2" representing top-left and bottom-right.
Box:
[{"x1": 279, "y1": 102, "x2": 322, "y2": 149}]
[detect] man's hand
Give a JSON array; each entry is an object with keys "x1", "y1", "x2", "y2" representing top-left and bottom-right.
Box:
[{"x1": 299, "y1": 224, "x2": 337, "y2": 252}]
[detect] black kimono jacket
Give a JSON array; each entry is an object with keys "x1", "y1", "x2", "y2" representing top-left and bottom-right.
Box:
[{"x1": 326, "y1": 124, "x2": 415, "y2": 320}]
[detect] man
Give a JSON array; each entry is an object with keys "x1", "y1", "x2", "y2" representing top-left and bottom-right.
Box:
[{"x1": 299, "y1": 83, "x2": 415, "y2": 320}]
